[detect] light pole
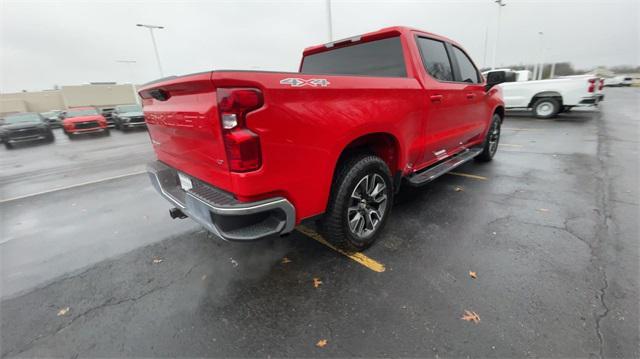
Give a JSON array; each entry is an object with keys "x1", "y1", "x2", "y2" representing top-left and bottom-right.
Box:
[
  {"x1": 490, "y1": 0, "x2": 506, "y2": 70},
  {"x1": 482, "y1": 25, "x2": 489, "y2": 68},
  {"x1": 136, "y1": 24, "x2": 165, "y2": 78},
  {"x1": 326, "y1": 0, "x2": 333, "y2": 42},
  {"x1": 537, "y1": 31, "x2": 544, "y2": 80},
  {"x1": 116, "y1": 60, "x2": 136, "y2": 81},
  {"x1": 116, "y1": 60, "x2": 139, "y2": 104}
]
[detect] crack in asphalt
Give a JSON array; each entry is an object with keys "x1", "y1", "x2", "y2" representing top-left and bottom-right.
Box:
[
  {"x1": 490, "y1": 110, "x2": 614, "y2": 358},
  {"x1": 4, "y1": 260, "x2": 204, "y2": 357},
  {"x1": 593, "y1": 110, "x2": 613, "y2": 359}
]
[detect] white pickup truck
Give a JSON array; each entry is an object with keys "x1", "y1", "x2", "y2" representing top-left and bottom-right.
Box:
[{"x1": 482, "y1": 69, "x2": 603, "y2": 118}]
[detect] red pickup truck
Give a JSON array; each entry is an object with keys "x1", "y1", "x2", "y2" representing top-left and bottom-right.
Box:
[{"x1": 140, "y1": 26, "x2": 506, "y2": 250}]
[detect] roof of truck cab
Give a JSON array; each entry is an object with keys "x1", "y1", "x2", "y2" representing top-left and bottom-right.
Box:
[{"x1": 302, "y1": 26, "x2": 462, "y2": 56}]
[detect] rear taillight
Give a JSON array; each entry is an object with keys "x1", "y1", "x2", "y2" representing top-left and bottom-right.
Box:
[
  {"x1": 588, "y1": 78, "x2": 596, "y2": 93},
  {"x1": 599, "y1": 78, "x2": 604, "y2": 90},
  {"x1": 216, "y1": 88, "x2": 263, "y2": 172}
]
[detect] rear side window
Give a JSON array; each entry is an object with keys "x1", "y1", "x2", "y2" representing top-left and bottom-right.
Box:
[
  {"x1": 416, "y1": 37, "x2": 454, "y2": 82},
  {"x1": 301, "y1": 37, "x2": 407, "y2": 77},
  {"x1": 452, "y1": 46, "x2": 480, "y2": 83}
]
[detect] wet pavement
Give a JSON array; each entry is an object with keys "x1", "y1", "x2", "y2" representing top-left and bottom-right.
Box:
[{"x1": 1, "y1": 88, "x2": 638, "y2": 358}]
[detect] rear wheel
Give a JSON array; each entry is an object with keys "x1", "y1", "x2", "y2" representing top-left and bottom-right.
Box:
[
  {"x1": 103, "y1": 129, "x2": 111, "y2": 136},
  {"x1": 319, "y1": 154, "x2": 393, "y2": 251},
  {"x1": 532, "y1": 98, "x2": 560, "y2": 119},
  {"x1": 476, "y1": 113, "x2": 502, "y2": 162}
]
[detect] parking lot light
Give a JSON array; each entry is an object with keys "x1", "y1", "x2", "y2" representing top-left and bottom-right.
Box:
[
  {"x1": 116, "y1": 60, "x2": 139, "y2": 104},
  {"x1": 490, "y1": 0, "x2": 506, "y2": 70},
  {"x1": 136, "y1": 24, "x2": 165, "y2": 78}
]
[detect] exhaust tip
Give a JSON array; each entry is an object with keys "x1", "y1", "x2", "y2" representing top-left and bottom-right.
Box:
[{"x1": 169, "y1": 207, "x2": 187, "y2": 219}]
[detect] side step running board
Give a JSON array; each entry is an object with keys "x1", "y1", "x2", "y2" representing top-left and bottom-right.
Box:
[{"x1": 407, "y1": 148, "x2": 483, "y2": 186}]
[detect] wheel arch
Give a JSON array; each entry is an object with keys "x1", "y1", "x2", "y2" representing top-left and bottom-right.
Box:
[
  {"x1": 494, "y1": 105, "x2": 505, "y2": 123},
  {"x1": 528, "y1": 91, "x2": 563, "y2": 108},
  {"x1": 334, "y1": 132, "x2": 402, "y2": 175}
]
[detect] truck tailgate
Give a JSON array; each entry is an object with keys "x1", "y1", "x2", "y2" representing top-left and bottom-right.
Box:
[{"x1": 139, "y1": 72, "x2": 232, "y2": 191}]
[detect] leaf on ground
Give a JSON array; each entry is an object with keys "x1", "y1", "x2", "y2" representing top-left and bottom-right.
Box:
[
  {"x1": 461, "y1": 310, "x2": 480, "y2": 323},
  {"x1": 230, "y1": 258, "x2": 239, "y2": 267},
  {"x1": 152, "y1": 256, "x2": 164, "y2": 264},
  {"x1": 469, "y1": 271, "x2": 477, "y2": 279},
  {"x1": 281, "y1": 257, "x2": 292, "y2": 264},
  {"x1": 201, "y1": 275, "x2": 207, "y2": 281},
  {"x1": 316, "y1": 339, "x2": 328, "y2": 348},
  {"x1": 57, "y1": 307, "x2": 70, "y2": 316},
  {"x1": 313, "y1": 278, "x2": 323, "y2": 288},
  {"x1": 454, "y1": 186, "x2": 464, "y2": 192},
  {"x1": 538, "y1": 208, "x2": 550, "y2": 212}
]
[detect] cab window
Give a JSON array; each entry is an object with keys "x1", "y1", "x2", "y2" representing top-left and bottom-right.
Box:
[
  {"x1": 416, "y1": 37, "x2": 454, "y2": 82},
  {"x1": 452, "y1": 46, "x2": 480, "y2": 84}
]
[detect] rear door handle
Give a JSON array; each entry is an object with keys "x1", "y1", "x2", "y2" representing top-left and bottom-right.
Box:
[
  {"x1": 430, "y1": 94, "x2": 444, "y2": 103},
  {"x1": 465, "y1": 93, "x2": 475, "y2": 99}
]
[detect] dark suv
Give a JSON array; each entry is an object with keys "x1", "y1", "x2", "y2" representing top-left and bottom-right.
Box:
[
  {"x1": 112, "y1": 104, "x2": 146, "y2": 131},
  {"x1": 0, "y1": 112, "x2": 54, "y2": 149}
]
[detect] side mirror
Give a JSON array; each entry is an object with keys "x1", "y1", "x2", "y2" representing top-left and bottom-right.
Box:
[{"x1": 485, "y1": 71, "x2": 507, "y2": 91}]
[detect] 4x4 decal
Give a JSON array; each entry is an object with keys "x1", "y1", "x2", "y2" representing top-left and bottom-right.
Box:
[{"x1": 279, "y1": 78, "x2": 330, "y2": 87}]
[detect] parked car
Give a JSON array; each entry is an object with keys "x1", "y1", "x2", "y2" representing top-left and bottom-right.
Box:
[
  {"x1": 140, "y1": 26, "x2": 506, "y2": 250},
  {"x1": 621, "y1": 77, "x2": 633, "y2": 86},
  {"x1": 99, "y1": 107, "x2": 116, "y2": 127},
  {"x1": 111, "y1": 104, "x2": 146, "y2": 131},
  {"x1": 483, "y1": 69, "x2": 602, "y2": 118},
  {"x1": 40, "y1": 110, "x2": 63, "y2": 128},
  {"x1": 604, "y1": 75, "x2": 633, "y2": 87},
  {"x1": 0, "y1": 112, "x2": 54, "y2": 149},
  {"x1": 61, "y1": 107, "x2": 110, "y2": 138}
]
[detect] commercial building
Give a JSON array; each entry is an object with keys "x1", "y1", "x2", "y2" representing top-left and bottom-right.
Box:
[{"x1": 0, "y1": 83, "x2": 138, "y2": 116}]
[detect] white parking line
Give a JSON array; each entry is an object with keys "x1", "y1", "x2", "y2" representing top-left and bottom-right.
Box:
[{"x1": 0, "y1": 170, "x2": 147, "y2": 204}]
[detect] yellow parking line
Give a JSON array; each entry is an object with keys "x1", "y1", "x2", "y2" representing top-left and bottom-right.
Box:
[
  {"x1": 447, "y1": 172, "x2": 488, "y2": 180},
  {"x1": 500, "y1": 143, "x2": 524, "y2": 148},
  {"x1": 296, "y1": 225, "x2": 386, "y2": 273}
]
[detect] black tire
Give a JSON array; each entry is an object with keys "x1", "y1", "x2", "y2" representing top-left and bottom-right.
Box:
[
  {"x1": 103, "y1": 129, "x2": 111, "y2": 136},
  {"x1": 319, "y1": 154, "x2": 393, "y2": 251},
  {"x1": 4, "y1": 142, "x2": 13, "y2": 149},
  {"x1": 65, "y1": 131, "x2": 74, "y2": 139},
  {"x1": 45, "y1": 131, "x2": 55, "y2": 142},
  {"x1": 476, "y1": 113, "x2": 502, "y2": 162},
  {"x1": 532, "y1": 98, "x2": 560, "y2": 119}
]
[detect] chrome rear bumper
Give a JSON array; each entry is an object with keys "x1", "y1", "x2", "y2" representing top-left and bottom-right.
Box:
[{"x1": 147, "y1": 161, "x2": 295, "y2": 241}]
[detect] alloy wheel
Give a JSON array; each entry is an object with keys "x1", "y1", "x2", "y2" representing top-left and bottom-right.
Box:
[{"x1": 347, "y1": 173, "x2": 389, "y2": 239}]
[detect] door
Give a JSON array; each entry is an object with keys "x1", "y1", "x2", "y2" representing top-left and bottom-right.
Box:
[
  {"x1": 415, "y1": 36, "x2": 468, "y2": 165},
  {"x1": 449, "y1": 44, "x2": 486, "y2": 144}
]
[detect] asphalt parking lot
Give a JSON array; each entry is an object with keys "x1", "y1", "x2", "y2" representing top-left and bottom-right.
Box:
[{"x1": 1, "y1": 87, "x2": 638, "y2": 358}]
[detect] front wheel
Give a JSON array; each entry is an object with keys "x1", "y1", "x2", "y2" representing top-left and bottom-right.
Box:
[
  {"x1": 319, "y1": 154, "x2": 393, "y2": 251},
  {"x1": 476, "y1": 113, "x2": 502, "y2": 162}
]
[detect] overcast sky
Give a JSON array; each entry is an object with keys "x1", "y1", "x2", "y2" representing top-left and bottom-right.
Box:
[{"x1": 1, "y1": 0, "x2": 638, "y2": 93}]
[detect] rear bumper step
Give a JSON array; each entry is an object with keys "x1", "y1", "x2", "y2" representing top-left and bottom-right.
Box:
[
  {"x1": 147, "y1": 161, "x2": 295, "y2": 241},
  {"x1": 407, "y1": 148, "x2": 483, "y2": 186}
]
